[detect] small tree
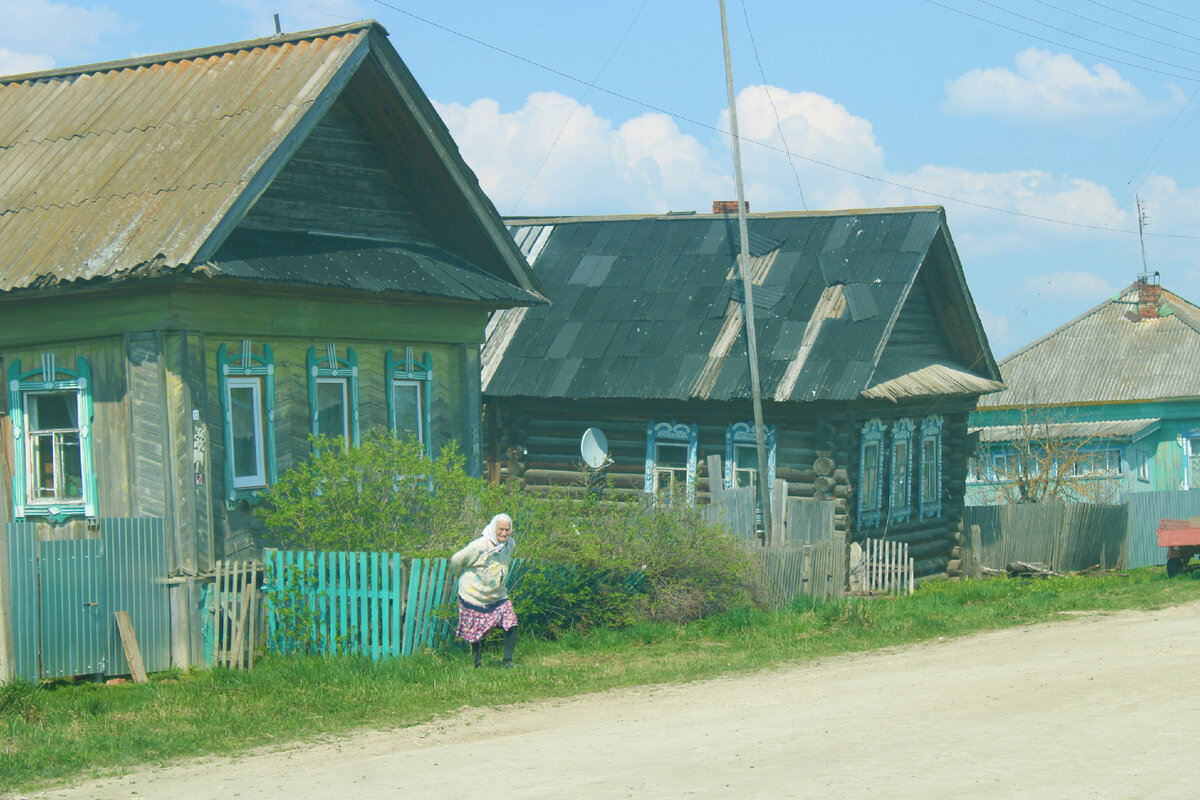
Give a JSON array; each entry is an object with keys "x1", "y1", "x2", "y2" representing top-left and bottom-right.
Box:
[{"x1": 973, "y1": 406, "x2": 1124, "y2": 504}]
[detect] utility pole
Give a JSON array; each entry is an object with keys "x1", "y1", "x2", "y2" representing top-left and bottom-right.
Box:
[{"x1": 719, "y1": 0, "x2": 772, "y2": 541}]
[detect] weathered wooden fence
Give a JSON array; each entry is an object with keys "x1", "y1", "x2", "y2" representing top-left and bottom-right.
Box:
[
  {"x1": 704, "y1": 485, "x2": 836, "y2": 546},
  {"x1": 860, "y1": 538, "x2": 914, "y2": 595},
  {"x1": 964, "y1": 503, "x2": 1126, "y2": 572},
  {"x1": 209, "y1": 559, "x2": 260, "y2": 669},
  {"x1": 751, "y1": 532, "x2": 847, "y2": 608}
]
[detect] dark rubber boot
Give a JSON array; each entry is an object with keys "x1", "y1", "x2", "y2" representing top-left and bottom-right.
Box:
[
  {"x1": 472, "y1": 641, "x2": 482, "y2": 668},
  {"x1": 502, "y1": 626, "x2": 517, "y2": 667}
]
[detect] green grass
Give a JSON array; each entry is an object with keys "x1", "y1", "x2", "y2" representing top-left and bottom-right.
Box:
[{"x1": 4, "y1": 567, "x2": 1200, "y2": 793}]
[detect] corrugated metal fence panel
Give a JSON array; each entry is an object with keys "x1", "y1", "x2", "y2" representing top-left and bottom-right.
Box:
[
  {"x1": 102, "y1": 518, "x2": 170, "y2": 675},
  {"x1": 784, "y1": 498, "x2": 836, "y2": 546},
  {"x1": 1127, "y1": 490, "x2": 1200, "y2": 568},
  {"x1": 39, "y1": 537, "x2": 106, "y2": 679},
  {"x1": 6, "y1": 522, "x2": 39, "y2": 681}
]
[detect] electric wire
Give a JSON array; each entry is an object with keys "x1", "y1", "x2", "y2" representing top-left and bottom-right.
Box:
[
  {"x1": 739, "y1": 0, "x2": 807, "y2": 210},
  {"x1": 375, "y1": 1, "x2": 1200, "y2": 239},
  {"x1": 1032, "y1": 0, "x2": 1200, "y2": 59}
]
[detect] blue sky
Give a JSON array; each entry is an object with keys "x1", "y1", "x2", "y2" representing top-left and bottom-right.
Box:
[{"x1": 4, "y1": 0, "x2": 1200, "y2": 358}]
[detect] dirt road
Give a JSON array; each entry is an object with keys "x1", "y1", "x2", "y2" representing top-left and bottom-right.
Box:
[{"x1": 20, "y1": 602, "x2": 1200, "y2": 800}]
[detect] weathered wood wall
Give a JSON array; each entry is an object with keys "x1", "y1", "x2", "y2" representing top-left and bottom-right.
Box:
[{"x1": 486, "y1": 396, "x2": 976, "y2": 579}]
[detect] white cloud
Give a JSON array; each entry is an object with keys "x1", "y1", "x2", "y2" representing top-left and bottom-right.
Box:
[
  {"x1": 0, "y1": 1, "x2": 123, "y2": 58},
  {"x1": 435, "y1": 91, "x2": 728, "y2": 214},
  {"x1": 0, "y1": 48, "x2": 55, "y2": 77},
  {"x1": 944, "y1": 48, "x2": 1163, "y2": 121},
  {"x1": 1020, "y1": 271, "x2": 1117, "y2": 300}
]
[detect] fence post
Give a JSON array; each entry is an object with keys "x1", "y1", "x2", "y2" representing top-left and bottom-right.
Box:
[
  {"x1": 708, "y1": 455, "x2": 724, "y2": 502},
  {"x1": 970, "y1": 525, "x2": 982, "y2": 580}
]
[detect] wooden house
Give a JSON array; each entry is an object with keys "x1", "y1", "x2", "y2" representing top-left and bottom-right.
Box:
[
  {"x1": 0, "y1": 21, "x2": 544, "y2": 680},
  {"x1": 483, "y1": 206, "x2": 1003, "y2": 580},
  {"x1": 969, "y1": 276, "x2": 1200, "y2": 503}
]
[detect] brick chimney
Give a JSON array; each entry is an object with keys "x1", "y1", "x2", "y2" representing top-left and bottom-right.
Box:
[
  {"x1": 713, "y1": 200, "x2": 749, "y2": 214},
  {"x1": 1137, "y1": 272, "x2": 1161, "y2": 320}
]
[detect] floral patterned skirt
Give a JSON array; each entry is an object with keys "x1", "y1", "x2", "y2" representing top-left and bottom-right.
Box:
[{"x1": 456, "y1": 598, "x2": 518, "y2": 643}]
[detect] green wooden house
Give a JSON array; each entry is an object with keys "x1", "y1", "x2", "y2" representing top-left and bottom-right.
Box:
[
  {"x1": 968, "y1": 276, "x2": 1200, "y2": 504},
  {"x1": 0, "y1": 21, "x2": 544, "y2": 680}
]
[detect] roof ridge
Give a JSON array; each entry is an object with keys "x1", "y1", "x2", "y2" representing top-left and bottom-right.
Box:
[
  {"x1": 0, "y1": 20, "x2": 378, "y2": 85},
  {"x1": 504, "y1": 205, "x2": 945, "y2": 226}
]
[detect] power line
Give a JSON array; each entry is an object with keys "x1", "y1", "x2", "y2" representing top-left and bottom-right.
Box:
[
  {"x1": 1033, "y1": 0, "x2": 1200, "y2": 59},
  {"x1": 923, "y1": 0, "x2": 1200, "y2": 82},
  {"x1": 1125, "y1": 0, "x2": 1200, "y2": 28},
  {"x1": 375, "y1": 1, "x2": 1200, "y2": 240}
]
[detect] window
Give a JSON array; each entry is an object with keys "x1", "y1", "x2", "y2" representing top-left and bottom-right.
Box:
[
  {"x1": 644, "y1": 421, "x2": 698, "y2": 505},
  {"x1": 227, "y1": 377, "x2": 266, "y2": 488},
  {"x1": 218, "y1": 341, "x2": 276, "y2": 502},
  {"x1": 1137, "y1": 450, "x2": 1150, "y2": 483},
  {"x1": 967, "y1": 454, "x2": 988, "y2": 483},
  {"x1": 1188, "y1": 436, "x2": 1200, "y2": 489},
  {"x1": 858, "y1": 419, "x2": 886, "y2": 528},
  {"x1": 889, "y1": 418, "x2": 914, "y2": 523},
  {"x1": 8, "y1": 354, "x2": 97, "y2": 519},
  {"x1": 1074, "y1": 447, "x2": 1122, "y2": 477},
  {"x1": 308, "y1": 345, "x2": 359, "y2": 451},
  {"x1": 918, "y1": 415, "x2": 943, "y2": 518},
  {"x1": 724, "y1": 422, "x2": 777, "y2": 493},
  {"x1": 386, "y1": 348, "x2": 432, "y2": 456}
]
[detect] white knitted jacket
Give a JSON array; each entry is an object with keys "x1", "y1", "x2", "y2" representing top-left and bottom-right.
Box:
[{"x1": 450, "y1": 536, "x2": 515, "y2": 606}]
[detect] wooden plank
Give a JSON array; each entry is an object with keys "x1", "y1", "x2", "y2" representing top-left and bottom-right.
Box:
[
  {"x1": 229, "y1": 582, "x2": 253, "y2": 670},
  {"x1": 113, "y1": 611, "x2": 149, "y2": 684}
]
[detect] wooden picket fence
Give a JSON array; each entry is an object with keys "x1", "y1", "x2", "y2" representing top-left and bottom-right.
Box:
[
  {"x1": 210, "y1": 559, "x2": 261, "y2": 669},
  {"x1": 860, "y1": 538, "x2": 914, "y2": 596}
]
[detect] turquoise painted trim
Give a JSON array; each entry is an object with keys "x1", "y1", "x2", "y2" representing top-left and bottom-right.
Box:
[
  {"x1": 217, "y1": 341, "x2": 276, "y2": 504},
  {"x1": 8, "y1": 356, "x2": 97, "y2": 519},
  {"x1": 386, "y1": 347, "x2": 434, "y2": 458},
  {"x1": 644, "y1": 420, "x2": 699, "y2": 505},
  {"x1": 724, "y1": 422, "x2": 778, "y2": 491},
  {"x1": 889, "y1": 418, "x2": 915, "y2": 524},
  {"x1": 307, "y1": 345, "x2": 360, "y2": 449},
  {"x1": 918, "y1": 415, "x2": 944, "y2": 518},
  {"x1": 858, "y1": 419, "x2": 886, "y2": 528}
]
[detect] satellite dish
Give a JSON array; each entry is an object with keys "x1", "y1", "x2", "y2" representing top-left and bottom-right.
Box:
[{"x1": 581, "y1": 427, "x2": 609, "y2": 469}]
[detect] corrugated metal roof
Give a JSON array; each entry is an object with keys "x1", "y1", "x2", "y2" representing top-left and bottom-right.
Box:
[
  {"x1": 0, "y1": 21, "x2": 545, "y2": 304},
  {"x1": 485, "y1": 208, "x2": 999, "y2": 403},
  {"x1": 0, "y1": 28, "x2": 368, "y2": 290},
  {"x1": 972, "y1": 418, "x2": 1161, "y2": 443},
  {"x1": 978, "y1": 286, "x2": 1200, "y2": 407}
]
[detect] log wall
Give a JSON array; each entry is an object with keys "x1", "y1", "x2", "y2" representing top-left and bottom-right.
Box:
[{"x1": 486, "y1": 395, "x2": 977, "y2": 579}]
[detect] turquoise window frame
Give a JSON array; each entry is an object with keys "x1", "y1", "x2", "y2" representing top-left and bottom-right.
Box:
[
  {"x1": 8, "y1": 355, "x2": 98, "y2": 521},
  {"x1": 218, "y1": 341, "x2": 276, "y2": 504},
  {"x1": 889, "y1": 418, "x2": 915, "y2": 524},
  {"x1": 918, "y1": 415, "x2": 944, "y2": 518},
  {"x1": 644, "y1": 420, "x2": 698, "y2": 505},
  {"x1": 386, "y1": 347, "x2": 433, "y2": 458},
  {"x1": 858, "y1": 419, "x2": 886, "y2": 528},
  {"x1": 724, "y1": 421, "x2": 777, "y2": 492},
  {"x1": 307, "y1": 345, "x2": 359, "y2": 450}
]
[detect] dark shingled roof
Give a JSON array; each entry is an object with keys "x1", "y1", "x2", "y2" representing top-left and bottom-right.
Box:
[{"x1": 484, "y1": 208, "x2": 1002, "y2": 403}]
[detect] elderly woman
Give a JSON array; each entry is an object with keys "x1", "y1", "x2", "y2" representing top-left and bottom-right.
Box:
[{"x1": 450, "y1": 513, "x2": 519, "y2": 668}]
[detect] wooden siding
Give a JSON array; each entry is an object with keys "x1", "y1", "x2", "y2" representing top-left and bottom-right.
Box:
[
  {"x1": 487, "y1": 396, "x2": 974, "y2": 579},
  {"x1": 0, "y1": 287, "x2": 490, "y2": 350},
  {"x1": 875, "y1": 278, "x2": 955, "y2": 367},
  {"x1": 207, "y1": 337, "x2": 473, "y2": 561},
  {"x1": 240, "y1": 100, "x2": 431, "y2": 245}
]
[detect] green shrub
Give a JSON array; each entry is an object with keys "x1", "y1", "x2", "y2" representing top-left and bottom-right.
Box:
[{"x1": 259, "y1": 432, "x2": 763, "y2": 631}]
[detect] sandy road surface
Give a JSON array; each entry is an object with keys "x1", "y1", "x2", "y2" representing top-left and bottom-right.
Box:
[{"x1": 17, "y1": 602, "x2": 1200, "y2": 800}]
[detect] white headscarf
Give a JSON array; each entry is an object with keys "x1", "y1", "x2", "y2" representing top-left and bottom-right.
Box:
[{"x1": 480, "y1": 513, "x2": 513, "y2": 556}]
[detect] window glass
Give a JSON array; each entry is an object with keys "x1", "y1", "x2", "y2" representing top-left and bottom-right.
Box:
[
  {"x1": 316, "y1": 378, "x2": 348, "y2": 444},
  {"x1": 26, "y1": 392, "x2": 84, "y2": 504},
  {"x1": 392, "y1": 380, "x2": 424, "y2": 444},
  {"x1": 922, "y1": 437, "x2": 938, "y2": 502},
  {"x1": 893, "y1": 440, "x2": 909, "y2": 493},
  {"x1": 654, "y1": 441, "x2": 688, "y2": 503},
  {"x1": 733, "y1": 443, "x2": 758, "y2": 489},
  {"x1": 229, "y1": 379, "x2": 265, "y2": 486},
  {"x1": 861, "y1": 442, "x2": 880, "y2": 511}
]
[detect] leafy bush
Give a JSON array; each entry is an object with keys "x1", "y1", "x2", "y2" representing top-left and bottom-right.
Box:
[{"x1": 259, "y1": 431, "x2": 763, "y2": 633}]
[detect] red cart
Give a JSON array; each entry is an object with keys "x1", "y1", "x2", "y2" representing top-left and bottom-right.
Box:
[{"x1": 1157, "y1": 518, "x2": 1200, "y2": 578}]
